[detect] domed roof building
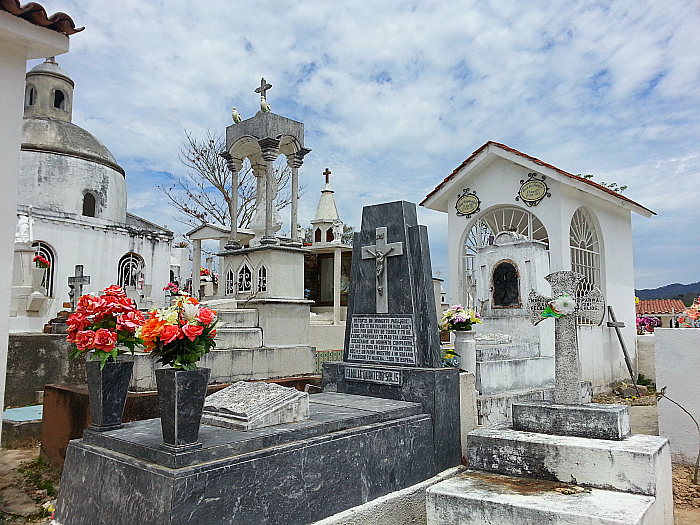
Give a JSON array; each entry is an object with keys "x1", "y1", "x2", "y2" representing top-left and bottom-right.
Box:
[{"x1": 12, "y1": 58, "x2": 173, "y2": 330}]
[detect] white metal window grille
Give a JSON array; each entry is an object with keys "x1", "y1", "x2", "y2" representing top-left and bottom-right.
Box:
[
  {"x1": 117, "y1": 253, "x2": 144, "y2": 289},
  {"x1": 32, "y1": 241, "x2": 55, "y2": 296},
  {"x1": 226, "y1": 269, "x2": 235, "y2": 295},
  {"x1": 238, "y1": 263, "x2": 253, "y2": 293},
  {"x1": 257, "y1": 265, "x2": 267, "y2": 292},
  {"x1": 461, "y1": 207, "x2": 549, "y2": 307},
  {"x1": 570, "y1": 207, "x2": 601, "y2": 325}
]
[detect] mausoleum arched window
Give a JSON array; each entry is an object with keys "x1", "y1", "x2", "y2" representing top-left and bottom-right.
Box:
[
  {"x1": 54, "y1": 89, "x2": 67, "y2": 110},
  {"x1": 237, "y1": 262, "x2": 253, "y2": 293},
  {"x1": 32, "y1": 241, "x2": 55, "y2": 297},
  {"x1": 257, "y1": 264, "x2": 268, "y2": 292},
  {"x1": 25, "y1": 86, "x2": 36, "y2": 107},
  {"x1": 326, "y1": 228, "x2": 334, "y2": 242},
  {"x1": 314, "y1": 228, "x2": 321, "y2": 243},
  {"x1": 82, "y1": 193, "x2": 96, "y2": 217},
  {"x1": 492, "y1": 261, "x2": 520, "y2": 307},
  {"x1": 461, "y1": 206, "x2": 548, "y2": 307},
  {"x1": 118, "y1": 252, "x2": 145, "y2": 289},
  {"x1": 225, "y1": 268, "x2": 235, "y2": 295},
  {"x1": 570, "y1": 207, "x2": 601, "y2": 324}
]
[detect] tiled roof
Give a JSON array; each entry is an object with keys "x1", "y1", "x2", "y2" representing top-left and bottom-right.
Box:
[
  {"x1": 421, "y1": 141, "x2": 655, "y2": 216},
  {"x1": 636, "y1": 299, "x2": 687, "y2": 315},
  {"x1": 0, "y1": 0, "x2": 83, "y2": 36}
]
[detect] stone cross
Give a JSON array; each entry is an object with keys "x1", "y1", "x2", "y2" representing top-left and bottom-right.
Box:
[
  {"x1": 67, "y1": 265, "x2": 90, "y2": 311},
  {"x1": 361, "y1": 227, "x2": 403, "y2": 313},
  {"x1": 255, "y1": 77, "x2": 272, "y2": 100},
  {"x1": 528, "y1": 271, "x2": 604, "y2": 404},
  {"x1": 324, "y1": 168, "x2": 331, "y2": 184}
]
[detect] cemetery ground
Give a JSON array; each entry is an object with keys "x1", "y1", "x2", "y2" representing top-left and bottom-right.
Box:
[{"x1": 0, "y1": 399, "x2": 698, "y2": 524}]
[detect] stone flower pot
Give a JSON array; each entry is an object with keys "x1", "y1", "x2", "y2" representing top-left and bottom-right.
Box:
[
  {"x1": 86, "y1": 358, "x2": 134, "y2": 431},
  {"x1": 453, "y1": 330, "x2": 476, "y2": 374},
  {"x1": 31, "y1": 267, "x2": 45, "y2": 291},
  {"x1": 156, "y1": 367, "x2": 210, "y2": 451}
]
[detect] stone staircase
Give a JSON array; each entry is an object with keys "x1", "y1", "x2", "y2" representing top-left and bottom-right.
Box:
[{"x1": 474, "y1": 336, "x2": 554, "y2": 425}]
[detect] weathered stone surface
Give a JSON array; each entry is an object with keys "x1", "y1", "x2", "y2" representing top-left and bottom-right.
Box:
[
  {"x1": 202, "y1": 381, "x2": 309, "y2": 430},
  {"x1": 512, "y1": 400, "x2": 631, "y2": 440},
  {"x1": 426, "y1": 471, "x2": 656, "y2": 525},
  {"x1": 0, "y1": 487, "x2": 39, "y2": 517},
  {"x1": 54, "y1": 393, "x2": 436, "y2": 525},
  {"x1": 323, "y1": 362, "x2": 460, "y2": 472}
]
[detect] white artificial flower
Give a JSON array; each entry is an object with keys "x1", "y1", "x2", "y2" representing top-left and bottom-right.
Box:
[
  {"x1": 182, "y1": 302, "x2": 200, "y2": 322},
  {"x1": 550, "y1": 295, "x2": 577, "y2": 315}
]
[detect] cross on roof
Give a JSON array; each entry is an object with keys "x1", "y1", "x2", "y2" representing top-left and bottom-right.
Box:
[
  {"x1": 324, "y1": 168, "x2": 331, "y2": 184},
  {"x1": 255, "y1": 77, "x2": 272, "y2": 100}
]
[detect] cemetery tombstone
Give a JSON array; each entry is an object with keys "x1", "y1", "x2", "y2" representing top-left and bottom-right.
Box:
[
  {"x1": 323, "y1": 201, "x2": 460, "y2": 471},
  {"x1": 67, "y1": 265, "x2": 90, "y2": 311}
]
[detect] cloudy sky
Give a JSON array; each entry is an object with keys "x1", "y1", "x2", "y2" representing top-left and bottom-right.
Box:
[{"x1": 30, "y1": 0, "x2": 700, "y2": 290}]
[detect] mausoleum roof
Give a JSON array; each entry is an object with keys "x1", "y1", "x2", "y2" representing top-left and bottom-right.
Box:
[
  {"x1": 636, "y1": 299, "x2": 687, "y2": 316},
  {"x1": 26, "y1": 57, "x2": 73, "y2": 84},
  {"x1": 311, "y1": 183, "x2": 340, "y2": 224},
  {"x1": 0, "y1": 0, "x2": 83, "y2": 35},
  {"x1": 421, "y1": 141, "x2": 654, "y2": 217},
  {"x1": 22, "y1": 116, "x2": 125, "y2": 176}
]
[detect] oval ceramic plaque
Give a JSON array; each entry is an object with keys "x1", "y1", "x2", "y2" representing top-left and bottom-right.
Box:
[
  {"x1": 455, "y1": 189, "x2": 480, "y2": 217},
  {"x1": 516, "y1": 173, "x2": 550, "y2": 207}
]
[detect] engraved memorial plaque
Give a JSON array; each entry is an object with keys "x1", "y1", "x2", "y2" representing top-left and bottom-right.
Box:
[{"x1": 347, "y1": 314, "x2": 417, "y2": 365}]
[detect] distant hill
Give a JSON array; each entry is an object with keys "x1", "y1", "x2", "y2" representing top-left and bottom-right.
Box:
[{"x1": 636, "y1": 282, "x2": 700, "y2": 305}]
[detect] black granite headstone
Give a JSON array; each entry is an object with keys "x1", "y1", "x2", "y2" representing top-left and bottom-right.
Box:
[{"x1": 343, "y1": 201, "x2": 441, "y2": 368}]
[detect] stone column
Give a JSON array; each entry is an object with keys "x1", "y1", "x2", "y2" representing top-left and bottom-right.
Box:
[
  {"x1": 192, "y1": 239, "x2": 201, "y2": 299},
  {"x1": 333, "y1": 246, "x2": 341, "y2": 325},
  {"x1": 220, "y1": 153, "x2": 242, "y2": 250},
  {"x1": 258, "y1": 138, "x2": 280, "y2": 245},
  {"x1": 287, "y1": 149, "x2": 310, "y2": 245}
]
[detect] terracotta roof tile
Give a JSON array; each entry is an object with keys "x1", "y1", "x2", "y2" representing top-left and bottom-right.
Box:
[
  {"x1": 0, "y1": 0, "x2": 83, "y2": 36},
  {"x1": 636, "y1": 299, "x2": 687, "y2": 315},
  {"x1": 421, "y1": 141, "x2": 655, "y2": 216}
]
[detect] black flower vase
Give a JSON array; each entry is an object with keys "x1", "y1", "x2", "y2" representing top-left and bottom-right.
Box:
[
  {"x1": 86, "y1": 359, "x2": 134, "y2": 431},
  {"x1": 155, "y1": 367, "x2": 210, "y2": 451}
]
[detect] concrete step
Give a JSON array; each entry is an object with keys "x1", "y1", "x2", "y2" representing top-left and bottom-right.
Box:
[
  {"x1": 476, "y1": 355, "x2": 554, "y2": 395},
  {"x1": 466, "y1": 423, "x2": 672, "y2": 499},
  {"x1": 215, "y1": 308, "x2": 258, "y2": 328},
  {"x1": 477, "y1": 386, "x2": 554, "y2": 425},
  {"x1": 476, "y1": 342, "x2": 540, "y2": 361},
  {"x1": 427, "y1": 470, "x2": 657, "y2": 525},
  {"x1": 215, "y1": 326, "x2": 263, "y2": 349}
]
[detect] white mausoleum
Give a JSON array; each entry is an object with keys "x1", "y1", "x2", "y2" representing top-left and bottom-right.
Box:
[
  {"x1": 422, "y1": 141, "x2": 654, "y2": 392},
  {"x1": 12, "y1": 58, "x2": 173, "y2": 330}
]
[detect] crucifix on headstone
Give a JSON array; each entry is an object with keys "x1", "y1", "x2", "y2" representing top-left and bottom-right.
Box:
[
  {"x1": 255, "y1": 77, "x2": 272, "y2": 100},
  {"x1": 361, "y1": 227, "x2": 403, "y2": 313},
  {"x1": 67, "y1": 265, "x2": 91, "y2": 311},
  {"x1": 528, "y1": 271, "x2": 605, "y2": 404}
]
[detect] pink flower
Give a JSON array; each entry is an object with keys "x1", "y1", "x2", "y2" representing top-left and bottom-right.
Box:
[
  {"x1": 76, "y1": 295, "x2": 104, "y2": 316},
  {"x1": 118, "y1": 296, "x2": 136, "y2": 313},
  {"x1": 182, "y1": 323, "x2": 204, "y2": 341},
  {"x1": 196, "y1": 307, "x2": 216, "y2": 325},
  {"x1": 66, "y1": 326, "x2": 78, "y2": 343},
  {"x1": 101, "y1": 295, "x2": 121, "y2": 316},
  {"x1": 66, "y1": 313, "x2": 89, "y2": 332},
  {"x1": 93, "y1": 328, "x2": 117, "y2": 353},
  {"x1": 160, "y1": 324, "x2": 183, "y2": 345},
  {"x1": 75, "y1": 330, "x2": 96, "y2": 352},
  {"x1": 102, "y1": 285, "x2": 126, "y2": 298},
  {"x1": 117, "y1": 310, "x2": 145, "y2": 332}
]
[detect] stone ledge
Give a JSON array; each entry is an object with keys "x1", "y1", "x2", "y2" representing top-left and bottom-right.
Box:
[{"x1": 512, "y1": 400, "x2": 630, "y2": 440}]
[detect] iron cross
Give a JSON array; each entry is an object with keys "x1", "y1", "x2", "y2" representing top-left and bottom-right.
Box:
[
  {"x1": 323, "y1": 168, "x2": 331, "y2": 184},
  {"x1": 361, "y1": 227, "x2": 403, "y2": 313},
  {"x1": 255, "y1": 77, "x2": 272, "y2": 99},
  {"x1": 67, "y1": 265, "x2": 91, "y2": 311},
  {"x1": 528, "y1": 271, "x2": 605, "y2": 404}
]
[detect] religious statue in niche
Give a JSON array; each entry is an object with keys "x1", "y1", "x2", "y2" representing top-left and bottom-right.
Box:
[{"x1": 492, "y1": 261, "x2": 520, "y2": 307}]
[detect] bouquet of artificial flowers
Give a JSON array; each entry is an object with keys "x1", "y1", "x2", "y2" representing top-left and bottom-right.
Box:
[
  {"x1": 66, "y1": 285, "x2": 145, "y2": 368},
  {"x1": 33, "y1": 254, "x2": 50, "y2": 269},
  {"x1": 440, "y1": 304, "x2": 482, "y2": 331},
  {"x1": 137, "y1": 296, "x2": 218, "y2": 370}
]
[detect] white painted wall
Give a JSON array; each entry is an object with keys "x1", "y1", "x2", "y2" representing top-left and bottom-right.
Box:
[
  {"x1": 655, "y1": 328, "x2": 700, "y2": 465},
  {"x1": 0, "y1": 9, "x2": 70, "y2": 447}
]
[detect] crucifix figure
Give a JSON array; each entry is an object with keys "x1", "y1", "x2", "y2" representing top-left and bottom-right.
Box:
[
  {"x1": 323, "y1": 167, "x2": 331, "y2": 184},
  {"x1": 528, "y1": 271, "x2": 605, "y2": 404},
  {"x1": 255, "y1": 77, "x2": 272, "y2": 100},
  {"x1": 361, "y1": 227, "x2": 403, "y2": 313},
  {"x1": 67, "y1": 265, "x2": 91, "y2": 311}
]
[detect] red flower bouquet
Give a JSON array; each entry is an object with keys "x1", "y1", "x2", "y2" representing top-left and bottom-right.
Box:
[
  {"x1": 33, "y1": 254, "x2": 50, "y2": 269},
  {"x1": 67, "y1": 285, "x2": 145, "y2": 368}
]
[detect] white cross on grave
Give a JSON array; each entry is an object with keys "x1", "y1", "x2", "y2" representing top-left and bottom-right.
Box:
[
  {"x1": 528, "y1": 271, "x2": 605, "y2": 404},
  {"x1": 361, "y1": 226, "x2": 403, "y2": 314},
  {"x1": 67, "y1": 265, "x2": 91, "y2": 311}
]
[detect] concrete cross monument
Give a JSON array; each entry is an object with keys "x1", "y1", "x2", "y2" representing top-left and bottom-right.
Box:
[
  {"x1": 67, "y1": 265, "x2": 90, "y2": 311},
  {"x1": 528, "y1": 271, "x2": 605, "y2": 404}
]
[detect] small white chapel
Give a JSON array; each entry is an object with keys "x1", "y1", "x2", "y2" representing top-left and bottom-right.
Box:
[
  {"x1": 11, "y1": 58, "x2": 173, "y2": 331},
  {"x1": 422, "y1": 141, "x2": 654, "y2": 393}
]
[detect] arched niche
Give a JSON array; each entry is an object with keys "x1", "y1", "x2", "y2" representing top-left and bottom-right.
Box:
[{"x1": 492, "y1": 259, "x2": 520, "y2": 307}]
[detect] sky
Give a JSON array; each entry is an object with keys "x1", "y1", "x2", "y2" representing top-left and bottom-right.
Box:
[{"x1": 28, "y1": 0, "x2": 700, "y2": 290}]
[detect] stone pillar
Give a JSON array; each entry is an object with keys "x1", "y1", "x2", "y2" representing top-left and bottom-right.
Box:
[
  {"x1": 258, "y1": 138, "x2": 280, "y2": 245},
  {"x1": 333, "y1": 246, "x2": 341, "y2": 326},
  {"x1": 192, "y1": 239, "x2": 201, "y2": 299},
  {"x1": 288, "y1": 156, "x2": 302, "y2": 244},
  {"x1": 221, "y1": 153, "x2": 242, "y2": 250}
]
